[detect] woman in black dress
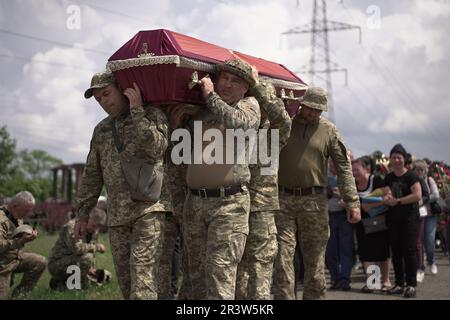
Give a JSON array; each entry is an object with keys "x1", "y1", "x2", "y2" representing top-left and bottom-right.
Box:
[
  {"x1": 352, "y1": 156, "x2": 391, "y2": 293},
  {"x1": 383, "y1": 144, "x2": 422, "y2": 298}
]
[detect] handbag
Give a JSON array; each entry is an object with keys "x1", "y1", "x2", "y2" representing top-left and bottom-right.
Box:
[
  {"x1": 110, "y1": 119, "x2": 163, "y2": 202},
  {"x1": 430, "y1": 201, "x2": 442, "y2": 215},
  {"x1": 362, "y1": 214, "x2": 387, "y2": 234}
]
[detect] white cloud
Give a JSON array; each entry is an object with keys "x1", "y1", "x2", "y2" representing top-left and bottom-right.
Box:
[
  {"x1": 11, "y1": 46, "x2": 104, "y2": 162},
  {"x1": 1, "y1": 0, "x2": 450, "y2": 163},
  {"x1": 413, "y1": 0, "x2": 450, "y2": 17},
  {"x1": 368, "y1": 108, "x2": 429, "y2": 134}
]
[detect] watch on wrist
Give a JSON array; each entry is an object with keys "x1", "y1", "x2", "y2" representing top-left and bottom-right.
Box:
[{"x1": 397, "y1": 198, "x2": 401, "y2": 205}]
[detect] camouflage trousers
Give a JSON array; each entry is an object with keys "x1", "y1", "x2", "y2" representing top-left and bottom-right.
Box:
[
  {"x1": 273, "y1": 193, "x2": 329, "y2": 300},
  {"x1": 48, "y1": 253, "x2": 94, "y2": 289},
  {"x1": 158, "y1": 212, "x2": 182, "y2": 300},
  {"x1": 109, "y1": 212, "x2": 165, "y2": 300},
  {"x1": 183, "y1": 187, "x2": 250, "y2": 300},
  {"x1": 236, "y1": 210, "x2": 278, "y2": 300},
  {"x1": 0, "y1": 252, "x2": 47, "y2": 299}
]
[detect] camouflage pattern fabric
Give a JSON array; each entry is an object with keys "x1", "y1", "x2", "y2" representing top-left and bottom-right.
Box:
[
  {"x1": 108, "y1": 212, "x2": 165, "y2": 300},
  {"x1": 248, "y1": 82, "x2": 292, "y2": 212},
  {"x1": 0, "y1": 208, "x2": 46, "y2": 299},
  {"x1": 0, "y1": 252, "x2": 46, "y2": 299},
  {"x1": 278, "y1": 116, "x2": 360, "y2": 210},
  {"x1": 182, "y1": 189, "x2": 250, "y2": 300},
  {"x1": 298, "y1": 86, "x2": 328, "y2": 112},
  {"x1": 235, "y1": 82, "x2": 291, "y2": 299},
  {"x1": 0, "y1": 208, "x2": 23, "y2": 275},
  {"x1": 47, "y1": 219, "x2": 98, "y2": 288},
  {"x1": 205, "y1": 93, "x2": 260, "y2": 131},
  {"x1": 235, "y1": 210, "x2": 278, "y2": 300},
  {"x1": 273, "y1": 194, "x2": 330, "y2": 300},
  {"x1": 158, "y1": 212, "x2": 181, "y2": 300},
  {"x1": 76, "y1": 105, "x2": 170, "y2": 226}
]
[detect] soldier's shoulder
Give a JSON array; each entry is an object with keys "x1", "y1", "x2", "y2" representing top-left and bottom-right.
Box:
[
  {"x1": 239, "y1": 96, "x2": 259, "y2": 109},
  {"x1": 89, "y1": 117, "x2": 112, "y2": 143},
  {"x1": 92, "y1": 117, "x2": 112, "y2": 135},
  {"x1": 319, "y1": 117, "x2": 338, "y2": 131},
  {"x1": 0, "y1": 209, "x2": 8, "y2": 224},
  {"x1": 144, "y1": 105, "x2": 167, "y2": 119},
  {"x1": 145, "y1": 105, "x2": 169, "y2": 124}
]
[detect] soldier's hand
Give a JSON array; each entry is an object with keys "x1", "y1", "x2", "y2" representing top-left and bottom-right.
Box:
[
  {"x1": 251, "y1": 65, "x2": 259, "y2": 85},
  {"x1": 199, "y1": 76, "x2": 214, "y2": 99},
  {"x1": 167, "y1": 104, "x2": 200, "y2": 129},
  {"x1": 346, "y1": 207, "x2": 361, "y2": 224},
  {"x1": 88, "y1": 267, "x2": 97, "y2": 277},
  {"x1": 74, "y1": 220, "x2": 88, "y2": 240},
  {"x1": 96, "y1": 243, "x2": 106, "y2": 253},
  {"x1": 123, "y1": 82, "x2": 143, "y2": 108}
]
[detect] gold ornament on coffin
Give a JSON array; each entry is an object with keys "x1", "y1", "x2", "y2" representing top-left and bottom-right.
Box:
[
  {"x1": 137, "y1": 43, "x2": 155, "y2": 58},
  {"x1": 188, "y1": 71, "x2": 210, "y2": 90}
]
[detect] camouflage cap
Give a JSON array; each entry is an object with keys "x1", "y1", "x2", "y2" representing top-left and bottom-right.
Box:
[
  {"x1": 84, "y1": 70, "x2": 116, "y2": 99},
  {"x1": 299, "y1": 86, "x2": 328, "y2": 112},
  {"x1": 215, "y1": 58, "x2": 255, "y2": 87},
  {"x1": 12, "y1": 224, "x2": 34, "y2": 238}
]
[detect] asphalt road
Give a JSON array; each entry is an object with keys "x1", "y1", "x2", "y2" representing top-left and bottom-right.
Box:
[{"x1": 296, "y1": 250, "x2": 450, "y2": 300}]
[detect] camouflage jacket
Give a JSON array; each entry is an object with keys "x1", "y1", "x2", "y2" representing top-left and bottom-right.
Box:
[
  {"x1": 48, "y1": 219, "x2": 98, "y2": 263},
  {"x1": 165, "y1": 144, "x2": 187, "y2": 218},
  {"x1": 248, "y1": 83, "x2": 292, "y2": 212},
  {"x1": 0, "y1": 207, "x2": 24, "y2": 274},
  {"x1": 185, "y1": 93, "x2": 261, "y2": 186},
  {"x1": 76, "y1": 105, "x2": 170, "y2": 226},
  {"x1": 278, "y1": 116, "x2": 360, "y2": 209}
]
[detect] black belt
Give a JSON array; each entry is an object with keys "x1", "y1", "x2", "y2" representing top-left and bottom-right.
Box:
[
  {"x1": 279, "y1": 186, "x2": 326, "y2": 196},
  {"x1": 188, "y1": 185, "x2": 244, "y2": 198}
]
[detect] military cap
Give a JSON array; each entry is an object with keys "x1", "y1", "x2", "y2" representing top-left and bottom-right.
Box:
[
  {"x1": 299, "y1": 86, "x2": 328, "y2": 112},
  {"x1": 215, "y1": 58, "x2": 256, "y2": 87},
  {"x1": 12, "y1": 224, "x2": 34, "y2": 238},
  {"x1": 84, "y1": 70, "x2": 116, "y2": 99}
]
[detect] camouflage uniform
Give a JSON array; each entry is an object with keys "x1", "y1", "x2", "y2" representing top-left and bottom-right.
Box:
[
  {"x1": 236, "y1": 82, "x2": 292, "y2": 300},
  {"x1": 159, "y1": 150, "x2": 187, "y2": 300},
  {"x1": 274, "y1": 87, "x2": 359, "y2": 300},
  {"x1": 0, "y1": 207, "x2": 46, "y2": 299},
  {"x1": 47, "y1": 219, "x2": 99, "y2": 289},
  {"x1": 182, "y1": 59, "x2": 261, "y2": 300},
  {"x1": 76, "y1": 102, "x2": 169, "y2": 300}
]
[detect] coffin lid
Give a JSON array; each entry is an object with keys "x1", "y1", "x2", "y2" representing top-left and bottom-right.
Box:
[{"x1": 107, "y1": 29, "x2": 308, "y2": 92}]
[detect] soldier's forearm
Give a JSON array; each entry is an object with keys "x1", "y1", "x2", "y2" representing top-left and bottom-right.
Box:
[
  {"x1": 205, "y1": 92, "x2": 260, "y2": 130},
  {"x1": 130, "y1": 106, "x2": 169, "y2": 159}
]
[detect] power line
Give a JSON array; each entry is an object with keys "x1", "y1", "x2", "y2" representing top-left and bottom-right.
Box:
[
  {"x1": 0, "y1": 28, "x2": 110, "y2": 56},
  {"x1": 282, "y1": 0, "x2": 361, "y2": 124},
  {"x1": 70, "y1": 0, "x2": 150, "y2": 24},
  {"x1": 0, "y1": 53, "x2": 96, "y2": 71},
  {"x1": 338, "y1": 5, "x2": 446, "y2": 143}
]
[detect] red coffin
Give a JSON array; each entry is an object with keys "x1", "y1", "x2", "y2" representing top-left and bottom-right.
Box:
[{"x1": 107, "y1": 29, "x2": 308, "y2": 116}]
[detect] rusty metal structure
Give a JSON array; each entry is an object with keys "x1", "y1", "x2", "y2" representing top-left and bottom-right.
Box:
[{"x1": 32, "y1": 163, "x2": 85, "y2": 231}]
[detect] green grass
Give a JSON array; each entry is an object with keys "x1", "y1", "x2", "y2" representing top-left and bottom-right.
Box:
[{"x1": 11, "y1": 226, "x2": 123, "y2": 300}]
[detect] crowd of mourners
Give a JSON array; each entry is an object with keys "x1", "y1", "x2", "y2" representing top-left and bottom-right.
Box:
[{"x1": 321, "y1": 144, "x2": 450, "y2": 298}]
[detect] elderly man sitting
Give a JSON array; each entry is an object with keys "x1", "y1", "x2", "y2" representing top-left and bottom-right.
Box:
[{"x1": 0, "y1": 191, "x2": 47, "y2": 299}]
